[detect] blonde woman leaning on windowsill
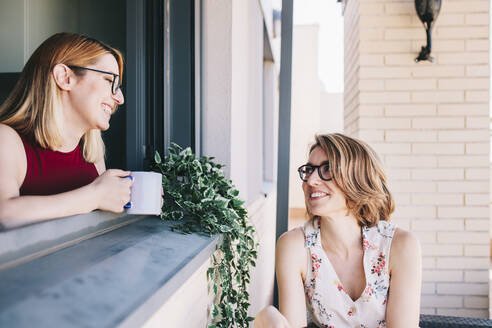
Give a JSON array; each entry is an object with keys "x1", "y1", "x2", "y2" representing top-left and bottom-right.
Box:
[
  {"x1": 255, "y1": 134, "x2": 421, "y2": 328},
  {"x1": 0, "y1": 33, "x2": 132, "y2": 230}
]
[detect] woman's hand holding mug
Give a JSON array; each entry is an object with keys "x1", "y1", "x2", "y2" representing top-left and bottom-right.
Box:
[{"x1": 91, "y1": 169, "x2": 133, "y2": 213}]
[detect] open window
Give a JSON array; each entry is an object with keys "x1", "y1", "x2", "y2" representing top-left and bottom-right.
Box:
[{"x1": 0, "y1": 0, "x2": 198, "y2": 172}]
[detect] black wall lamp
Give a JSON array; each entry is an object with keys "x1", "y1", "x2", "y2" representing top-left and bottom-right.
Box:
[{"x1": 415, "y1": 0, "x2": 442, "y2": 63}]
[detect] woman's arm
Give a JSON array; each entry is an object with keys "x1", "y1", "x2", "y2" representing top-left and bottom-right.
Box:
[
  {"x1": 254, "y1": 228, "x2": 307, "y2": 328},
  {"x1": 386, "y1": 228, "x2": 422, "y2": 328},
  {"x1": 254, "y1": 306, "x2": 292, "y2": 328},
  {"x1": 0, "y1": 124, "x2": 132, "y2": 230},
  {"x1": 277, "y1": 228, "x2": 309, "y2": 327}
]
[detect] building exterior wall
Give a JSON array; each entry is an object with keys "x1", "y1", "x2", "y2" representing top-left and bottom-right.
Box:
[
  {"x1": 160, "y1": 0, "x2": 278, "y2": 325},
  {"x1": 263, "y1": 61, "x2": 279, "y2": 183},
  {"x1": 289, "y1": 25, "x2": 344, "y2": 211},
  {"x1": 230, "y1": 0, "x2": 264, "y2": 205},
  {"x1": 289, "y1": 25, "x2": 322, "y2": 209},
  {"x1": 201, "y1": 0, "x2": 233, "y2": 177},
  {"x1": 142, "y1": 191, "x2": 277, "y2": 327},
  {"x1": 320, "y1": 91, "x2": 344, "y2": 134},
  {"x1": 344, "y1": 0, "x2": 490, "y2": 318},
  {"x1": 343, "y1": 0, "x2": 361, "y2": 137}
]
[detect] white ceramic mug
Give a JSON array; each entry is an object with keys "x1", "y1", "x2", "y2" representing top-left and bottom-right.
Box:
[{"x1": 125, "y1": 171, "x2": 162, "y2": 215}]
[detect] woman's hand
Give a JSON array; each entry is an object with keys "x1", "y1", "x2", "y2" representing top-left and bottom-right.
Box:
[
  {"x1": 91, "y1": 169, "x2": 132, "y2": 213},
  {"x1": 254, "y1": 306, "x2": 292, "y2": 328}
]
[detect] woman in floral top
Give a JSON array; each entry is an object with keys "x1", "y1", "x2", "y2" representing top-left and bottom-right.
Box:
[{"x1": 255, "y1": 134, "x2": 421, "y2": 328}]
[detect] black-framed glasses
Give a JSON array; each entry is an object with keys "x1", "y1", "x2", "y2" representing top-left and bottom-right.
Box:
[
  {"x1": 68, "y1": 65, "x2": 121, "y2": 95},
  {"x1": 297, "y1": 163, "x2": 332, "y2": 182}
]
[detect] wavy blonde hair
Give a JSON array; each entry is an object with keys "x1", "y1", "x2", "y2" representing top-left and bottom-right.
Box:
[
  {"x1": 0, "y1": 32, "x2": 124, "y2": 163},
  {"x1": 307, "y1": 133, "x2": 394, "y2": 227}
]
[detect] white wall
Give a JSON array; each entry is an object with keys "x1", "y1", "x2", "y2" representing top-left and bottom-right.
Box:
[
  {"x1": 320, "y1": 91, "x2": 344, "y2": 134},
  {"x1": 263, "y1": 61, "x2": 279, "y2": 183},
  {"x1": 201, "y1": 0, "x2": 278, "y2": 321},
  {"x1": 289, "y1": 25, "x2": 322, "y2": 209},
  {"x1": 230, "y1": 0, "x2": 264, "y2": 205},
  {"x1": 201, "y1": 0, "x2": 233, "y2": 177},
  {"x1": 344, "y1": 0, "x2": 490, "y2": 318}
]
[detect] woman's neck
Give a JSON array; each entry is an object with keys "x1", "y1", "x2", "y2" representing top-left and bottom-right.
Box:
[
  {"x1": 57, "y1": 115, "x2": 86, "y2": 152},
  {"x1": 58, "y1": 129, "x2": 84, "y2": 152},
  {"x1": 53, "y1": 91, "x2": 91, "y2": 152},
  {"x1": 318, "y1": 212, "x2": 362, "y2": 259},
  {"x1": 57, "y1": 98, "x2": 88, "y2": 152}
]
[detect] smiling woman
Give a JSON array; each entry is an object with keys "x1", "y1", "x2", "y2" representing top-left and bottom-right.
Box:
[
  {"x1": 255, "y1": 133, "x2": 422, "y2": 328},
  {"x1": 0, "y1": 33, "x2": 133, "y2": 230}
]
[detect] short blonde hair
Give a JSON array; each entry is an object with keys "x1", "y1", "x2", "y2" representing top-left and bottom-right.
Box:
[
  {"x1": 0, "y1": 32, "x2": 124, "y2": 163},
  {"x1": 307, "y1": 133, "x2": 394, "y2": 227}
]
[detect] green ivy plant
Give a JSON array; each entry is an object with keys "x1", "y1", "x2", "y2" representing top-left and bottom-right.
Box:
[{"x1": 152, "y1": 144, "x2": 258, "y2": 328}]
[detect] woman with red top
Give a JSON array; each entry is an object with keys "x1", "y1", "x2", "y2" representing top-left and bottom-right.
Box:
[{"x1": 0, "y1": 32, "x2": 133, "y2": 229}]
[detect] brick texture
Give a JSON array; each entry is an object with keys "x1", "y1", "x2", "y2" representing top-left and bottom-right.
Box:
[{"x1": 344, "y1": 0, "x2": 490, "y2": 318}]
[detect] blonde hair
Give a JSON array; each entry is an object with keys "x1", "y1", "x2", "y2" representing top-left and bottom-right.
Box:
[
  {"x1": 0, "y1": 32, "x2": 124, "y2": 163},
  {"x1": 307, "y1": 133, "x2": 394, "y2": 227}
]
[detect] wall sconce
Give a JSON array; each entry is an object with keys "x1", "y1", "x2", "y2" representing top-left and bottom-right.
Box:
[{"x1": 415, "y1": 0, "x2": 442, "y2": 63}]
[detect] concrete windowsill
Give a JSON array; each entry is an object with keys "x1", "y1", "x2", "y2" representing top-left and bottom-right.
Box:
[
  {"x1": 0, "y1": 214, "x2": 221, "y2": 327},
  {"x1": 0, "y1": 211, "x2": 148, "y2": 271}
]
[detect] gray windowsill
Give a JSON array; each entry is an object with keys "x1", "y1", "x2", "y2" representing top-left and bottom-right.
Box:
[
  {"x1": 0, "y1": 213, "x2": 221, "y2": 327},
  {"x1": 0, "y1": 211, "x2": 146, "y2": 271}
]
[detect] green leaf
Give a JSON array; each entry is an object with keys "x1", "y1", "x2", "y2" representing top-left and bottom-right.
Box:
[
  {"x1": 215, "y1": 198, "x2": 229, "y2": 209},
  {"x1": 171, "y1": 211, "x2": 184, "y2": 220},
  {"x1": 150, "y1": 143, "x2": 258, "y2": 328},
  {"x1": 228, "y1": 189, "x2": 239, "y2": 197},
  {"x1": 204, "y1": 187, "x2": 214, "y2": 199},
  {"x1": 212, "y1": 304, "x2": 219, "y2": 317},
  {"x1": 154, "y1": 151, "x2": 162, "y2": 164},
  {"x1": 219, "y1": 225, "x2": 233, "y2": 233},
  {"x1": 232, "y1": 198, "x2": 244, "y2": 207},
  {"x1": 183, "y1": 200, "x2": 195, "y2": 208}
]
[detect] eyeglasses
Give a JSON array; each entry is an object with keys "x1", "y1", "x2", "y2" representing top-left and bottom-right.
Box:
[
  {"x1": 68, "y1": 65, "x2": 121, "y2": 95},
  {"x1": 297, "y1": 163, "x2": 332, "y2": 182}
]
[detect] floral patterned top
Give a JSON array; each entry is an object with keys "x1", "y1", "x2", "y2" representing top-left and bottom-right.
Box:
[{"x1": 303, "y1": 217, "x2": 396, "y2": 328}]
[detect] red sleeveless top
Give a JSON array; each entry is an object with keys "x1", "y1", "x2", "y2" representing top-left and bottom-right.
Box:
[{"x1": 19, "y1": 136, "x2": 99, "y2": 195}]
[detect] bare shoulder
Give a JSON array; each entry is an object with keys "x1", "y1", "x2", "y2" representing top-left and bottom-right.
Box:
[
  {"x1": 392, "y1": 228, "x2": 420, "y2": 253},
  {"x1": 0, "y1": 123, "x2": 27, "y2": 190},
  {"x1": 0, "y1": 123, "x2": 24, "y2": 159},
  {"x1": 277, "y1": 227, "x2": 305, "y2": 252},
  {"x1": 0, "y1": 123, "x2": 23, "y2": 144},
  {"x1": 276, "y1": 227, "x2": 307, "y2": 276},
  {"x1": 390, "y1": 227, "x2": 421, "y2": 270}
]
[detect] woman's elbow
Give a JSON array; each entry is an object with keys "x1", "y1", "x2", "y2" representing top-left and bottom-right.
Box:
[
  {"x1": 0, "y1": 210, "x2": 9, "y2": 231},
  {"x1": 0, "y1": 200, "x2": 19, "y2": 230}
]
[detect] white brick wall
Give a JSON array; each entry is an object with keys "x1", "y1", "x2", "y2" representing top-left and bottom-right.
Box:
[
  {"x1": 344, "y1": 0, "x2": 490, "y2": 318},
  {"x1": 343, "y1": 0, "x2": 361, "y2": 136}
]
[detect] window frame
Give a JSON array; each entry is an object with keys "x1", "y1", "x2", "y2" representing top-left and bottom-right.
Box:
[{"x1": 125, "y1": 0, "x2": 198, "y2": 169}]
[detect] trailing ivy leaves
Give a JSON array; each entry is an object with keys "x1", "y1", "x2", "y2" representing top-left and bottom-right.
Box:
[{"x1": 152, "y1": 143, "x2": 258, "y2": 327}]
